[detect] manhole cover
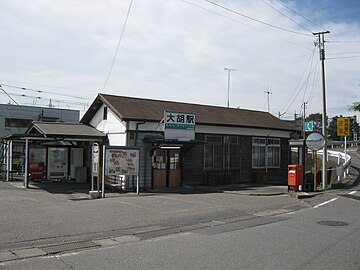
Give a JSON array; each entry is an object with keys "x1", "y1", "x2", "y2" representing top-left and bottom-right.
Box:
[{"x1": 317, "y1": 221, "x2": 349, "y2": 226}]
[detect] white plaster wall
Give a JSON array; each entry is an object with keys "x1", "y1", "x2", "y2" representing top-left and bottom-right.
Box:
[
  {"x1": 128, "y1": 121, "x2": 292, "y2": 138},
  {"x1": 89, "y1": 104, "x2": 126, "y2": 146}
]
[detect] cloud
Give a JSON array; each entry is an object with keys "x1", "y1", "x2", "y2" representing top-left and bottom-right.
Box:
[{"x1": 0, "y1": 0, "x2": 359, "y2": 120}]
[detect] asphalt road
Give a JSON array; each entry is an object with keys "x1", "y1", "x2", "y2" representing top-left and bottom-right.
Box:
[
  {"x1": 0, "y1": 148, "x2": 359, "y2": 269},
  {"x1": 1, "y1": 188, "x2": 359, "y2": 270},
  {"x1": 0, "y1": 181, "x2": 303, "y2": 252}
]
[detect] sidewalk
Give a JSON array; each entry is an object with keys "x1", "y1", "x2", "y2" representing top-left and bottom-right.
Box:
[{"x1": 183, "y1": 183, "x2": 288, "y2": 196}]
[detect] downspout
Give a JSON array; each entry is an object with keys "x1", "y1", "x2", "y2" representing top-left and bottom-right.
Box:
[
  {"x1": 134, "y1": 121, "x2": 146, "y2": 146},
  {"x1": 134, "y1": 121, "x2": 146, "y2": 191}
]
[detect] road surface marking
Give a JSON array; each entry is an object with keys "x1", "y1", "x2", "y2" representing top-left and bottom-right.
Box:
[
  {"x1": 349, "y1": 191, "x2": 357, "y2": 195},
  {"x1": 313, "y1": 198, "x2": 338, "y2": 208}
]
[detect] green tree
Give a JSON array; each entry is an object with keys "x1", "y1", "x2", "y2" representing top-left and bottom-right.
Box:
[
  {"x1": 328, "y1": 116, "x2": 340, "y2": 141},
  {"x1": 349, "y1": 101, "x2": 360, "y2": 112},
  {"x1": 328, "y1": 115, "x2": 359, "y2": 141},
  {"x1": 306, "y1": 113, "x2": 322, "y2": 132}
]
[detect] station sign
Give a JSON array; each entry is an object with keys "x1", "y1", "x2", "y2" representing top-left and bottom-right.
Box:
[
  {"x1": 165, "y1": 111, "x2": 195, "y2": 130},
  {"x1": 164, "y1": 111, "x2": 195, "y2": 140}
]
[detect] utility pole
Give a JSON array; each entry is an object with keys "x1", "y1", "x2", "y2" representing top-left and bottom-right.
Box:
[
  {"x1": 224, "y1": 67, "x2": 236, "y2": 108},
  {"x1": 264, "y1": 89, "x2": 272, "y2": 113},
  {"x1": 313, "y1": 30, "x2": 330, "y2": 190},
  {"x1": 302, "y1": 102, "x2": 307, "y2": 139}
]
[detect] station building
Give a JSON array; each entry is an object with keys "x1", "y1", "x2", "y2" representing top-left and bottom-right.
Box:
[{"x1": 81, "y1": 94, "x2": 297, "y2": 190}]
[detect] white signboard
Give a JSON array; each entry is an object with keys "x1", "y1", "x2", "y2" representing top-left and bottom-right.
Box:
[
  {"x1": 164, "y1": 111, "x2": 195, "y2": 140},
  {"x1": 92, "y1": 143, "x2": 99, "y2": 173},
  {"x1": 106, "y1": 149, "x2": 139, "y2": 176}
]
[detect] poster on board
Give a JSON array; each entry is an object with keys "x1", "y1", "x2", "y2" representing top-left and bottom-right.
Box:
[{"x1": 106, "y1": 149, "x2": 139, "y2": 176}]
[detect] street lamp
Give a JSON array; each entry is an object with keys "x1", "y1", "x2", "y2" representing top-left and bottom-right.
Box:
[{"x1": 224, "y1": 67, "x2": 236, "y2": 108}]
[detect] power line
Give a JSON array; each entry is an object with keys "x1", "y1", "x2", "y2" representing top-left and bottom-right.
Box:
[
  {"x1": 259, "y1": 0, "x2": 313, "y2": 33},
  {"x1": 179, "y1": 0, "x2": 313, "y2": 51},
  {"x1": 101, "y1": 0, "x2": 134, "y2": 92},
  {"x1": 306, "y1": 58, "x2": 319, "y2": 107},
  {"x1": 202, "y1": 0, "x2": 313, "y2": 36},
  {"x1": 327, "y1": 51, "x2": 360, "y2": 55},
  {"x1": 0, "y1": 83, "x2": 89, "y2": 101},
  {"x1": 0, "y1": 92, "x2": 88, "y2": 107},
  {"x1": 279, "y1": 47, "x2": 316, "y2": 115},
  {"x1": 272, "y1": 0, "x2": 328, "y2": 32},
  {"x1": 327, "y1": 40, "x2": 360, "y2": 43},
  {"x1": 327, "y1": 55, "x2": 360, "y2": 60},
  {"x1": 0, "y1": 79, "x2": 97, "y2": 94},
  {"x1": 0, "y1": 93, "x2": 88, "y2": 106},
  {"x1": 0, "y1": 85, "x2": 19, "y2": 106}
]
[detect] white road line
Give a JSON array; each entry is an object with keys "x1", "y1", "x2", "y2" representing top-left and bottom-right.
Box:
[
  {"x1": 313, "y1": 198, "x2": 338, "y2": 208},
  {"x1": 349, "y1": 191, "x2": 357, "y2": 195}
]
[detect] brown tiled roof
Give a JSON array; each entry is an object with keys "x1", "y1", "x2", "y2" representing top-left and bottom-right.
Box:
[{"x1": 81, "y1": 94, "x2": 296, "y2": 131}]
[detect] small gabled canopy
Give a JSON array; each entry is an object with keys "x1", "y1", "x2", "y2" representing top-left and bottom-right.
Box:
[{"x1": 24, "y1": 122, "x2": 107, "y2": 141}]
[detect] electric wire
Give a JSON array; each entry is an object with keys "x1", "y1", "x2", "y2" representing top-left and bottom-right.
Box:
[
  {"x1": 0, "y1": 92, "x2": 88, "y2": 107},
  {"x1": 0, "y1": 83, "x2": 89, "y2": 101},
  {"x1": 327, "y1": 40, "x2": 360, "y2": 43},
  {"x1": 0, "y1": 92, "x2": 87, "y2": 107},
  {"x1": 327, "y1": 51, "x2": 360, "y2": 55},
  {"x1": 180, "y1": 0, "x2": 313, "y2": 51},
  {"x1": 306, "y1": 58, "x2": 319, "y2": 108},
  {"x1": 327, "y1": 55, "x2": 360, "y2": 60},
  {"x1": 0, "y1": 85, "x2": 19, "y2": 106},
  {"x1": 301, "y1": 46, "x2": 316, "y2": 104},
  {"x1": 101, "y1": 0, "x2": 133, "y2": 92},
  {"x1": 279, "y1": 46, "x2": 316, "y2": 115},
  {"x1": 259, "y1": 0, "x2": 313, "y2": 34},
  {"x1": 272, "y1": 0, "x2": 328, "y2": 32},
  {"x1": 202, "y1": 0, "x2": 313, "y2": 36},
  {"x1": 0, "y1": 79, "x2": 97, "y2": 94}
]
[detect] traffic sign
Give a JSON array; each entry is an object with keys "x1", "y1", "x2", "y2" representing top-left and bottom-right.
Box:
[
  {"x1": 337, "y1": 117, "x2": 350, "y2": 137},
  {"x1": 305, "y1": 121, "x2": 313, "y2": 132},
  {"x1": 306, "y1": 133, "x2": 325, "y2": 151}
]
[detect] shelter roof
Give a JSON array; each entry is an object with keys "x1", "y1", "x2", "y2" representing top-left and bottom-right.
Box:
[{"x1": 24, "y1": 122, "x2": 106, "y2": 140}]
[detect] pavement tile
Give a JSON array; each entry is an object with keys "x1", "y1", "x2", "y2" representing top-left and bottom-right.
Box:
[
  {"x1": 12, "y1": 248, "x2": 47, "y2": 259},
  {"x1": 93, "y1": 238, "x2": 118, "y2": 247},
  {"x1": 112, "y1": 235, "x2": 141, "y2": 243},
  {"x1": 0, "y1": 251, "x2": 17, "y2": 262}
]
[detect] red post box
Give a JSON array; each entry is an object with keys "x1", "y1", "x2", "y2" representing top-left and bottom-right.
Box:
[{"x1": 288, "y1": 165, "x2": 304, "y2": 192}]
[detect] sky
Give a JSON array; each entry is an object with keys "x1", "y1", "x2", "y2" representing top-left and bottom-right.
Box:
[{"x1": 0, "y1": 0, "x2": 359, "y2": 121}]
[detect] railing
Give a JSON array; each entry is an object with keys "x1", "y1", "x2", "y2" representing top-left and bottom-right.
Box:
[{"x1": 317, "y1": 148, "x2": 352, "y2": 181}]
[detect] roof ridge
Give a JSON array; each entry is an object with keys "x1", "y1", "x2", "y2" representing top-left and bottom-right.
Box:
[
  {"x1": 33, "y1": 121, "x2": 83, "y2": 125},
  {"x1": 99, "y1": 93, "x2": 269, "y2": 114}
]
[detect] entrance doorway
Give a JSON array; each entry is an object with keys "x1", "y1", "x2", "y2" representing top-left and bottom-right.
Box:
[{"x1": 152, "y1": 149, "x2": 181, "y2": 188}]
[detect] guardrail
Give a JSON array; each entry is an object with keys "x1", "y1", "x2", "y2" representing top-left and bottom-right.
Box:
[{"x1": 317, "y1": 149, "x2": 351, "y2": 180}]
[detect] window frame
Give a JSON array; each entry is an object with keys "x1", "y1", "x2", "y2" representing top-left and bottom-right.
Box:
[
  {"x1": 252, "y1": 137, "x2": 281, "y2": 169},
  {"x1": 204, "y1": 135, "x2": 241, "y2": 170}
]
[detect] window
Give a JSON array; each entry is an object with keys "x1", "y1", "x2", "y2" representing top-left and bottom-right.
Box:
[
  {"x1": 103, "y1": 106, "x2": 108, "y2": 120},
  {"x1": 204, "y1": 135, "x2": 241, "y2": 170},
  {"x1": 267, "y1": 139, "x2": 280, "y2": 167},
  {"x1": 5, "y1": 118, "x2": 32, "y2": 128},
  {"x1": 252, "y1": 138, "x2": 280, "y2": 168}
]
